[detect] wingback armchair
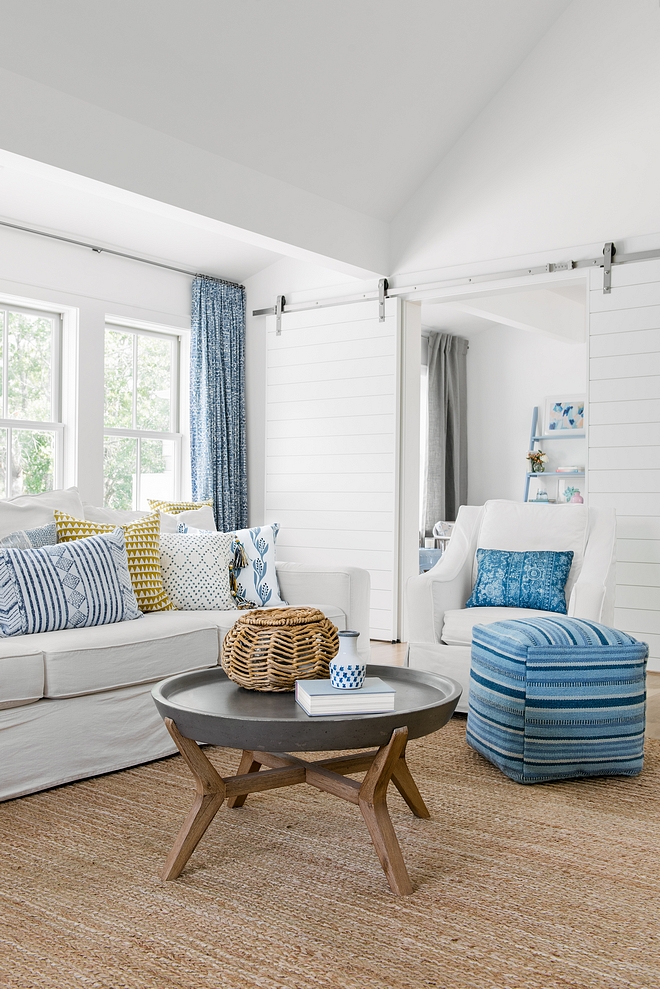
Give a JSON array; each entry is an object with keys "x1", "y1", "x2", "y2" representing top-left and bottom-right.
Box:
[{"x1": 406, "y1": 500, "x2": 617, "y2": 712}]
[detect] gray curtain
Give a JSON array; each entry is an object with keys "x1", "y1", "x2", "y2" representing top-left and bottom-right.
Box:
[
  {"x1": 423, "y1": 332, "x2": 468, "y2": 533},
  {"x1": 190, "y1": 275, "x2": 248, "y2": 531}
]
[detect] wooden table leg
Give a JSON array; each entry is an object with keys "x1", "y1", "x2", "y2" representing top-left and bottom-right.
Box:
[
  {"x1": 161, "y1": 718, "x2": 227, "y2": 881},
  {"x1": 358, "y1": 726, "x2": 414, "y2": 896},
  {"x1": 226, "y1": 750, "x2": 262, "y2": 809},
  {"x1": 391, "y1": 749, "x2": 431, "y2": 819}
]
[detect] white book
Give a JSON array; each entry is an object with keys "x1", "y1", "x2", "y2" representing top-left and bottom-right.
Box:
[{"x1": 295, "y1": 677, "x2": 396, "y2": 716}]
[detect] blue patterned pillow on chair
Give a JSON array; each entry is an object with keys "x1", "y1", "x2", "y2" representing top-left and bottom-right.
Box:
[
  {"x1": 229, "y1": 523, "x2": 287, "y2": 608},
  {"x1": 465, "y1": 548, "x2": 574, "y2": 614}
]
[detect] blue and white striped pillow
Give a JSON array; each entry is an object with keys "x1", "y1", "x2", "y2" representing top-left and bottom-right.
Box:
[{"x1": 0, "y1": 527, "x2": 141, "y2": 637}]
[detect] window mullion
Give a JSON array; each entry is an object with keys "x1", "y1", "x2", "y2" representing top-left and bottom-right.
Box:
[
  {"x1": 135, "y1": 436, "x2": 141, "y2": 511},
  {"x1": 6, "y1": 426, "x2": 12, "y2": 499},
  {"x1": 132, "y1": 332, "x2": 138, "y2": 430},
  {"x1": 2, "y1": 309, "x2": 7, "y2": 420}
]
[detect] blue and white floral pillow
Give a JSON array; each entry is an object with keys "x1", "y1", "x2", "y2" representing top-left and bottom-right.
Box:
[
  {"x1": 466, "y1": 548, "x2": 574, "y2": 614},
  {"x1": 230, "y1": 523, "x2": 287, "y2": 608}
]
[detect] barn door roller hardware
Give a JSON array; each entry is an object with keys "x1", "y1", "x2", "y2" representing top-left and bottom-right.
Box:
[
  {"x1": 378, "y1": 278, "x2": 388, "y2": 322},
  {"x1": 252, "y1": 240, "x2": 660, "y2": 320}
]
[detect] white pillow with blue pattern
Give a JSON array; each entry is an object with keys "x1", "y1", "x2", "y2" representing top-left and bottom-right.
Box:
[
  {"x1": 0, "y1": 527, "x2": 141, "y2": 637},
  {"x1": 0, "y1": 521, "x2": 58, "y2": 549},
  {"x1": 229, "y1": 523, "x2": 287, "y2": 608}
]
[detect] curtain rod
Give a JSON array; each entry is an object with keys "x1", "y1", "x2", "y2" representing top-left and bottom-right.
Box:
[{"x1": 0, "y1": 218, "x2": 243, "y2": 287}]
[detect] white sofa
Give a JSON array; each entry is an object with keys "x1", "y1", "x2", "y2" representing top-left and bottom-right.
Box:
[
  {"x1": 0, "y1": 490, "x2": 371, "y2": 801},
  {"x1": 406, "y1": 500, "x2": 617, "y2": 713}
]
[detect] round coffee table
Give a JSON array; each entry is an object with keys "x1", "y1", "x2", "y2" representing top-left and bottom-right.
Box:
[{"x1": 152, "y1": 664, "x2": 462, "y2": 896}]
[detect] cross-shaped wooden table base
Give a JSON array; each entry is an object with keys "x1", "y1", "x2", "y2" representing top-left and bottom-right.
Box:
[{"x1": 162, "y1": 717, "x2": 430, "y2": 896}]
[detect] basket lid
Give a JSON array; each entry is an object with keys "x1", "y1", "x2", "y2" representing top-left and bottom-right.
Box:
[{"x1": 236, "y1": 606, "x2": 328, "y2": 628}]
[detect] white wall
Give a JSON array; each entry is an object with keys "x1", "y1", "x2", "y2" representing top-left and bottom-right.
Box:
[
  {"x1": 391, "y1": 0, "x2": 660, "y2": 277},
  {"x1": 0, "y1": 67, "x2": 387, "y2": 278},
  {"x1": 466, "y1": 324, "x2": 587, "y2": 505},
  {"x1": 0, "y1": 224, "x2": 191, "y2": 505}
]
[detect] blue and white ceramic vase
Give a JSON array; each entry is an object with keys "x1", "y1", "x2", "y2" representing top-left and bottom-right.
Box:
[{"x1": 329, "y1": 630, "x2": 365, "y2": 689}]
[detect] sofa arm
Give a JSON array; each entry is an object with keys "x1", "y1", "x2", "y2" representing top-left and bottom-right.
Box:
[
  {"x1": 406, "y1": 505, "x2": 482, "y2": 643},
  {"x1": 276, "y1": 563, "x2": 371, "y2": 658}
]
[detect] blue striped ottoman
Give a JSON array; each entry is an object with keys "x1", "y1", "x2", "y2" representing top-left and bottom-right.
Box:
[{"x1": 466, "y1": 616, "x2": 648, "y2": 783}]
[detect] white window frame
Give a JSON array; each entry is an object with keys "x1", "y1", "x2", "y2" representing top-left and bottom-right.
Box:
[
  {"x1": 0, "y1": 303, "x2": 65, "y2": 496},
  {"x1": 103, "y1": 320, "x2": 183, "y2": 510}
]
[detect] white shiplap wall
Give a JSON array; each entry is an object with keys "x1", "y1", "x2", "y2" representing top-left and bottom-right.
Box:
[
  {"x1": 265, "y1": 299, "x2": 400, "y2": 640},
  {"x1": 589, "y1": 260, "x2": 660, "y2": 671}
]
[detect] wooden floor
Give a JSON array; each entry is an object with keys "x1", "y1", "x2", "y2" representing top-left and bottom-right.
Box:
[{"x1": 371, "y1": 641, "x2": 660, "y2": 740}]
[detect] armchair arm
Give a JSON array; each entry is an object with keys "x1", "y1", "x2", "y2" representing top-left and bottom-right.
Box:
[
  {"x1": 276, "y1": 563, "x2": 371, "y2": 658},
  {"x1": 406, "y1": 506, "x2": 483, "y2": 643},
  {"x1": 568, "y1": 507, "x2": 616, "y2": 624}
]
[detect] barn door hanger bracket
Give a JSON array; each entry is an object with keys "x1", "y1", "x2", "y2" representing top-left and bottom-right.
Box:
[
  {"x1": 603, "y1": 242, "x2": 615, "y2": 294},
  {"x1": 378, "y1": 278, "x2": 389, "y2": 322},
  {"x1": 275, "y1": 295, "x2": 285, "y2": 335}
]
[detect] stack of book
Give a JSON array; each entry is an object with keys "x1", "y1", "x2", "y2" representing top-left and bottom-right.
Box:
[
  {"x1": 295, "y1": 677, "x2": 396, "y2": 716},
  {"x1": 556, "y1": 466, "x2": 584, "y2": 473}
]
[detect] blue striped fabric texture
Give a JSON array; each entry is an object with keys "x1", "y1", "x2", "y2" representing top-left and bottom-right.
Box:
[
  {"x1": 466, "y1": 616, "x2": 648, "y2": 783},
  {"x1": 0, "y1": 528, "x2": 141, "y2": 637}
]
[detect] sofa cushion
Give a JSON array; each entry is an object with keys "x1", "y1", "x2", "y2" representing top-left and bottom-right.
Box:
[
  {"x1": 0, "y1": 638, "x2": 44, "y2": 709},
  {"x1": 0, "y1": 529, "x2": 140, "y2": 637},
  {"x1": 442, "y1": 607, "x2": 554, "y2": 647},
  {"x1": 475, "y1": 500, "x2": 588, "y2": 602},
  {"x1": 0, "y1": 487, "x2": 84, "y2": 540},
  {"x1": 158, "y1": 506, "x2": 217, "y2": 532},
  {"x1": 54, "y1": 511, "x2": 174, "y2": 613},
  {"x1": 159, "y1": 532, "x2": 234, "y2": 611},
  {"x1": 40, "y1": 611, "x2": 220, "y2": 699}
]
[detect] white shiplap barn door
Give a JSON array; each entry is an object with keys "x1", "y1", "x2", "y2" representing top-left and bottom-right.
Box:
[
  {"x1": 589, "y1": 260, "x2": 660, "y2": 671},
  {"x1": 265, "y1": 298, "x2": 417, "y2": 641}
]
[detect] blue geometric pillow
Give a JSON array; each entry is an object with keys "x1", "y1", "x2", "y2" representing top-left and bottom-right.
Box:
[
  {"x1": 0, "y1": 527, "x2": 141, "y2": 637},
  {"x1": 465, "y1": 548, "x2": 574, "y2": 614}
]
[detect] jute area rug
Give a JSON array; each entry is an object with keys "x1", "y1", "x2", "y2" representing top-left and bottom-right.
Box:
[{"x1": 1, "y1": 718, "x2": 658, "y2": 989}]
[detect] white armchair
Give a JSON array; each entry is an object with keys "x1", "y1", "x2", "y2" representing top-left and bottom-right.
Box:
[{"x1": 406, "y1": 500, "x2": 616, "y2": 712}]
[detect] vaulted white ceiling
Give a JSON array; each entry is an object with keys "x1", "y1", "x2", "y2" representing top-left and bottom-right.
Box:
[{"x1": 0, "y1": 0, "x2": 568, "y2": 216}]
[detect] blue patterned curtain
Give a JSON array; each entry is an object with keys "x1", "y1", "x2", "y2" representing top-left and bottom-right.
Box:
[{"x1": 190, "y1": 276, "x2": 247, "y2": 531}]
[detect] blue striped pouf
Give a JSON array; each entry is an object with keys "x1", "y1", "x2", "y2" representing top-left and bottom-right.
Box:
[{"x1": 466, "y1": 616, "x2": 648, "y2": 784}]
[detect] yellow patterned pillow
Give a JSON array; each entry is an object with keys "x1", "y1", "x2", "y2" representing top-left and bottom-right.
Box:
[
  {"x1": 53, "y1": 511, "x2": 174, "y2": 613},
  {"x1": 148, "y1": 499, "x2": 213, "y2": 515}
]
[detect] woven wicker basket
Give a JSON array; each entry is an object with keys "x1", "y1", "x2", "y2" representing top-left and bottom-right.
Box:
[{"x1": 221, "y1": 606, "x2": 339, "y2": 692}]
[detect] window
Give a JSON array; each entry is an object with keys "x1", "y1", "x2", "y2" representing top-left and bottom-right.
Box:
[
  {"x1": 0, "y1": 305, "x2": 62, "y2": 498},
  {"x1": 103, "y1": 324, "x2": 181, "y2": 510}
]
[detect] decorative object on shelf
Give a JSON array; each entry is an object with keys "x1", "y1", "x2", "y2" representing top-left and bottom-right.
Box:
[
  {"x1": 569, "y1": 490, "x2": 583, "y2": 504},
  {"x1": 563, "y1": 486, "x2": 580, "y2": 503},
  {"x1": 527, "y1": 449, "x2": 548, "y2": 473},
  {"x1": 221, "y1": 606, "x2": 338, "y2": 691},
  {"x1": 544, "y1": 395, "x2": 585, "y2": 432},
  {"x1": 532, "y1": 489, "x2": 549, "y2": 503},
  {"x1": 329, "y1": 630, "x2": 366, "y2": 689}
]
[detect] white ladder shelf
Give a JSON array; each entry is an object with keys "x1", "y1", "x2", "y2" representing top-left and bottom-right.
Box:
[{"x1": 523, "y1": 406, "x2": 585, "y2": 502}]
